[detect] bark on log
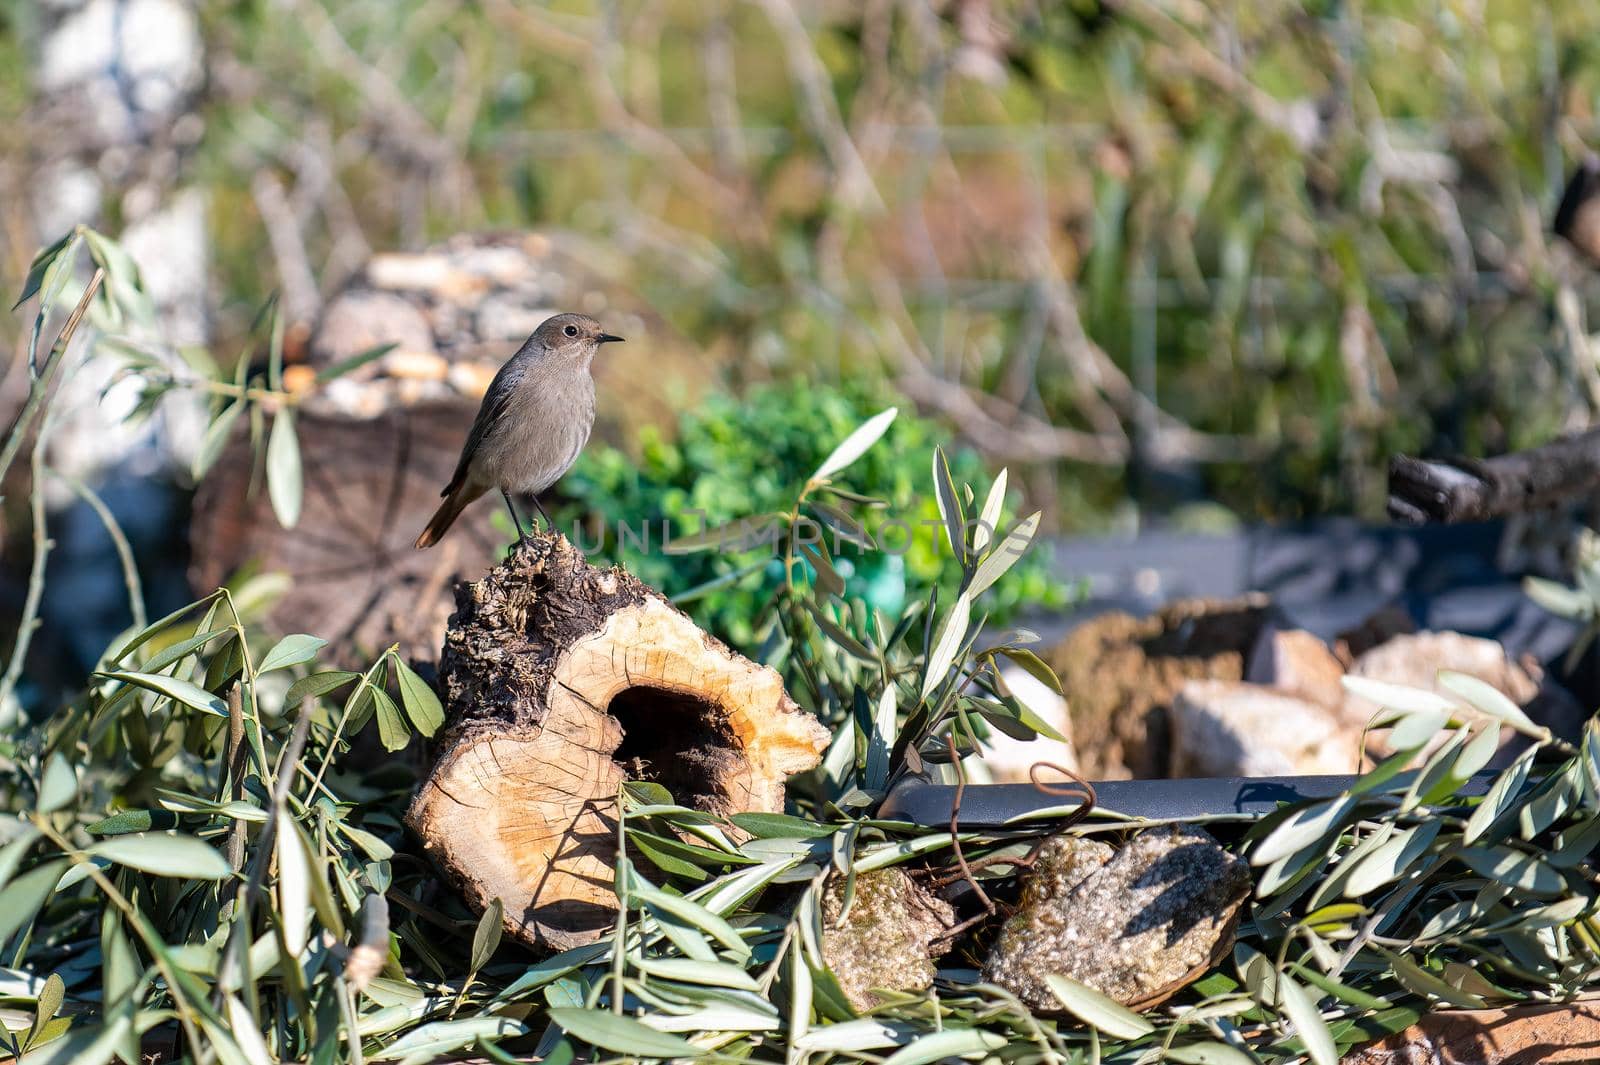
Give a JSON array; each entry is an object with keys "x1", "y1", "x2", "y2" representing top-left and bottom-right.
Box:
[
  {"x1": 405, "y1": 533, "x2": 830, "y2": 952},
  {"x1": 1387, "y1": 429, "x2": 1600, "y2": 524}
]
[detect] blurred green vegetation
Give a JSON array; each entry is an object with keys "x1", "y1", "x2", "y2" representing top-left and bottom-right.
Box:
[
  {"x1": 553, "y1": 380, "x2": 1072, "y2": 650},
  {"x1": 14, "y1": 1, "x2": 1600, "y2": 528}
]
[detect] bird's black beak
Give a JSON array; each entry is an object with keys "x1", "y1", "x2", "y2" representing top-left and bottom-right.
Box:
[{"x1": 597, "y1": 333, "x2": 625, "y2": 344}]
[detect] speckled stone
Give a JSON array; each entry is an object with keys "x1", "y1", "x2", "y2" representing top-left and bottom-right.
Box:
[
  {"x1": 983, "y1": 826, "x2": 1250, "y2": 1010},
  {"x1": 821, "y1": 868, "x2": 957, "y2": 1010}
]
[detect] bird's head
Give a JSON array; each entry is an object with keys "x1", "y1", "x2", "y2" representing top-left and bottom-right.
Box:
[{"x1": 531, "y1": 312, "x2": 624, "y2": 368}]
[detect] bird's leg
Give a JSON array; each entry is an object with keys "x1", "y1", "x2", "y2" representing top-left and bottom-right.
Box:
[
  {"x1": 500, "y1": 489, "x2": 532, "y2": 545},
  {"x1": 530, "y1": 495, "x2": 554, "y2": 531}
]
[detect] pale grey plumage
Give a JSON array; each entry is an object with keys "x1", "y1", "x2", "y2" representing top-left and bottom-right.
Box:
[{"x1": 416, "y1": 312, "x2": 621, "y2": 549}]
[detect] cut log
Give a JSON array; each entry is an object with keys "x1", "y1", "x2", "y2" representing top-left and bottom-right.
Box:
[
  {"x1": 1387, "y1": 430, "x2": 1600, "y2": 525},
  {"x1": 405, "y1": 533, "x2": 829, "y2": 952}
]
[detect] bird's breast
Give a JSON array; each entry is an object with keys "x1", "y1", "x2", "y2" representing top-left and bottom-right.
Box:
[{"x1": 482, "y1": 373, "x2": 595, "y2": 495}]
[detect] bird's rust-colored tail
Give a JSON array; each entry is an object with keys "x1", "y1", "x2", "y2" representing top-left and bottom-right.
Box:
[{"x1": 415, "y1": 482, "x2": 483, "y2": 549}]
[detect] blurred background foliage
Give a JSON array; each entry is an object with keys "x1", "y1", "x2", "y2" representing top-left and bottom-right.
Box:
[
  {"x1": 9, "y1": 0, "x2": 1600, "y2": 533},
  {"x1": 555, "y1": 380, "x2": 1072, "y2": 645}
]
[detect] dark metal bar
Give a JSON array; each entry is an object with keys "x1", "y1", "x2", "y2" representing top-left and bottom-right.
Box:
[{"x1": 879, "y1": 772, "x2": 1500, "y2": 828}]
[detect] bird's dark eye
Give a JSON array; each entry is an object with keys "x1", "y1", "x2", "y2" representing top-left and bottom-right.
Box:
[{"x1": 564, "y1": 325, "x2": 578, "y2": 337}]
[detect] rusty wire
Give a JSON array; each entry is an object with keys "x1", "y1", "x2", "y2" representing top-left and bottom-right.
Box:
[{"x1": 928, "y1": 740, "x2": 1101, "y2": 945}]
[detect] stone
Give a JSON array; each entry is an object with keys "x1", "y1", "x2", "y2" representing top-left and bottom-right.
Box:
[
  {"x1": 1246, "y1": 625, "x2": 1346, "y2": 709},
  {"x1": 821, "y1": 869, "x2": 956, "y2": 1011},
  {"x1": 1345, "y1": 632, "x2": 1585, "y2": 753},
  {"x1": 1170, "y1": 680, "x2": 1360, "y2": 777},
  {"x1": 1334, "y1": 604, "x2": 1417, "y2": 665},
  {"x1": 983, "y1": 826, "x2": 1250, "y2": 1011},
  {"x1": 973, "y1": 664, "x2": 1078, "y2": 784},
  {"x1": 1047, "y1": 596, "x2": 1279, "y2": 779}
]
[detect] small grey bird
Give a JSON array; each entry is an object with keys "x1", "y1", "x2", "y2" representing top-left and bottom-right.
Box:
[{"x1": 415, "y1": 312, "x2": 622, "y2": 549}]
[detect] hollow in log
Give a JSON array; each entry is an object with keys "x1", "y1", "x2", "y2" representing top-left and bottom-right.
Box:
[{"x1": 405, "y1": 533, "x2": 830, "y2": 951}]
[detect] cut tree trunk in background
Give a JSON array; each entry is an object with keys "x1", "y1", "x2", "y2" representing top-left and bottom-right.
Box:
[
  {"x1": 190, "y1": 401, "x2": 502, "y2": 664},
  {"x1": 1387, "y1": 429, "x2": 1600, "y2": 524},
  {"x1": 406, "y1": 533, "x2": 829, "y2": 952}
]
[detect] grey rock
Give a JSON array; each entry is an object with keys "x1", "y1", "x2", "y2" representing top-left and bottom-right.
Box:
[
  {"x1": 1170, "y1": 680, "x2": 1360, "y2": 777},
  {"x1": 983, "y1": 826, "x2": 1250, "y2": 1010},
  {"x1": 821, "y1": 868, "x2": 956, "y2": 1011}
]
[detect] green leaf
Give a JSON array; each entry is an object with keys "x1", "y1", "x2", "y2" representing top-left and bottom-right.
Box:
[
  {"x1": 1454, "y1": 846, "x2": 1564, "y2": 895},
  {"x1": 88, "y1": 832, "x2": 232, "y2": 879},
  {"x1": 0, "y1": 827, "x2": 41, "y2": 892},
  {"x1": 192, "y1": 400, "x2": 244, "y2": 481},
  {"x1": 881, "y1": 1028, "x2": 1008, "y2": 1065},
  {"x1": 372, "y1": 689, "x2": 409, "y2": 752},
  {"x1": 1466, "y1": 753, "x2": 1535, "y2": 843},
  {"x1": 257, "y1": 634, "x2": 327, "y2": 674},
  {"x1": 1277, "y1": 976, "x2": 1337, "y2": 1065},
  {"x1": 1452, "y1": 725, "x2": 1502, "y2": 788},
  {"x1": 86, "y1": 810, "x2": 174, "y2": 836},
  {"x1": 372, "y1": 1017, "x2": 529, "y2": 1062},
  {"x1": 1164, "y1": 1043, "x2": 1258, "y2": 1065},
  {"x1": 547, "y1": 1008, "x2": 703, "y2": 1058},
  {"x1": 967, "y1": 512, "x2": 1039, "y2": 599},
  {"x1": 494, "y1": 942, "x2": 610, "y2": 999},
  {"x1": 267, "y1": 410, "x2": 303, "y2": 528},
  {"x1": 1254, "y1": 797, "x2": 1357, "y2": 866},
  {"x1": 84, "y1": 228, "x2": 153, "y2": 323},
  {"x1": 316, "y1": 342, "x2": 396, "y2": 383},
  {"x1": 26, "y1": 971, "x2": 64, "y2": 1050},
  {"x1": 633, "y1": 881, "x2": 751, "y2": 958},
  {"x1": 972, "y1": 469, "x2": 1007, "y2": 554},
  {"x1": 1044, "y1": 973, "x2": 1154, "y2": 1039},
  {"x1": 997, "y1": 647, "x2": 1064, "y2": 696},
  {"x1": 729, "y1": 813, "x2": 837, "y2": 839},
  {"x1": 1343, "y1": 821, "x2": 1441, "y2": 898},
  {"x1": 1388, "y1": 710, "x2": 1449, "y2": 751},
  {"x1": 810, "y1": 407, "x2": 897, "y2": 483},
  {"x1": 864, "y1": 687, "x2": 896, "y2": 791},
  {"x1": 392, "y1": 658, "x2": 445, "y2": 737},
  {"x1": 101, "y1": 910, "x2": 140, "y2": 1005},
  {"x1": 0, "y1": 860, "x2": 68, "y2": 946},
  {"x1": 931, "y1": 447, "x2": 966, "y2": 565},
  {"x1": 37, "y1": 754, "x2": 76, "y2": 814},
  {"x1": 285, "y1": 670, "x2": 360, "y2": 707},
  {"x1": 14, "y1": 230, "x2": 79, "y2": 310},
  {"x1": 921, "y1": 592, "x2": 972, "y2": 699},
  {"x1": 1438, "y1": 671, "x2": 1546, "y2": 739},
  {"x1": 1340, "y1": 676, "x2": 1458, "y2": 718},
  {"x1": 1524, "y1": 576, "x2": 1591, "y2": 618},
  {"x1": 633, "y1": 956, "x2": 760, "y2": 991},
  {"x1": 471, "y1": 898, "x2": 504, "y2": 972},
  {"x1": 794, "y1": 1019, "x2": 917, "y2": 1053},
  {"x1": 276, "y1": 812, "x2": 311, "y2": 956},
  {"x1": 95, "y1": 670, "x2": 227, "y2": 717},
  {"x1": 1379, "y1": 949, "x2": 1487, "y2": 1008}
]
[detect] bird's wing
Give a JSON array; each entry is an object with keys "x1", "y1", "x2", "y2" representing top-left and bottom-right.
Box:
[{"x1": 442, "y1": 360, "x2": 521, "y2": 496}]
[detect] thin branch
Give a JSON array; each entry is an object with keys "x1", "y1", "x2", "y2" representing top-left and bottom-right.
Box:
[
  {"x1": 47, "y1": 468, "x2": 146, "y2": 632},
  {"x1": 0, "y1": 405, "x2": 56, "y2": 712},
  {"x1": 1387, "y1": 429, "x2": 1600, "y2": 524},
  {"x1": 0, "y1": 269, "x2": 103, "y2": 487}
]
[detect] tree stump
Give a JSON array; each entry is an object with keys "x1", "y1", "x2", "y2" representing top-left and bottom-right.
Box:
[
  {"x1": 189, "y1": 402, "x2": 502, "y2": 664},
  {"x1": 405, "y1": 533, "x2": 830, "y2": 952}
]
